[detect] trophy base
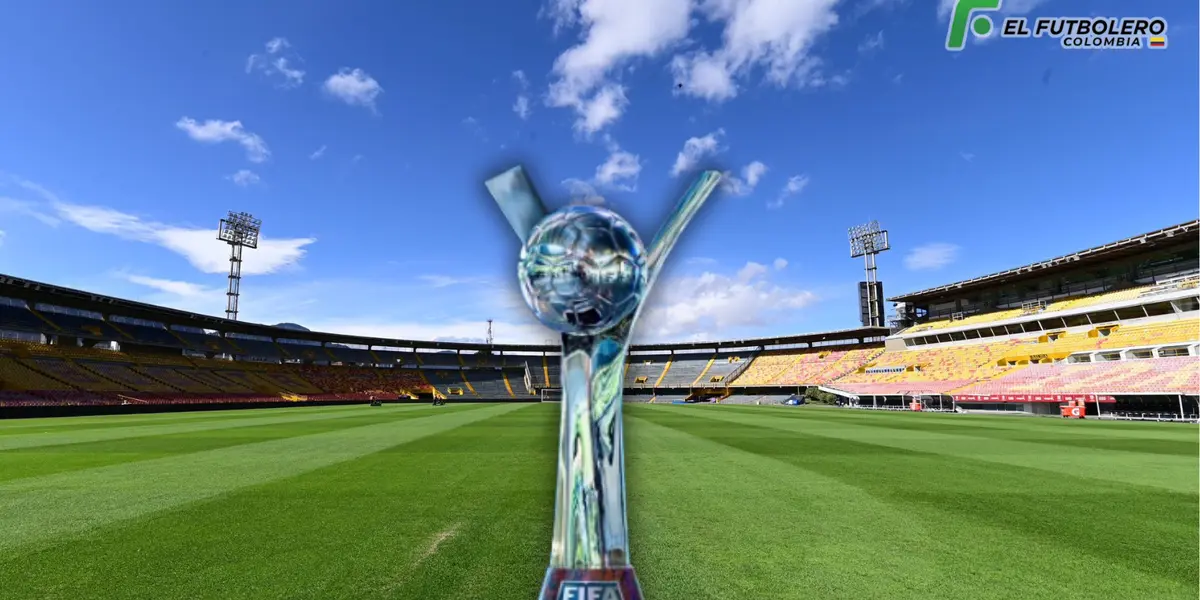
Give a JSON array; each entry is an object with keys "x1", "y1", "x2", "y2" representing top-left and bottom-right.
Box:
[{"x1": 538, "y1": 566, "x2": 643, "y2": 600}]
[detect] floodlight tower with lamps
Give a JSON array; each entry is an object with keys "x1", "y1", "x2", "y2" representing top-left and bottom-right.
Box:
[
  {"x1": 849, "y1": 220, "x2": 891, "y2": 328},
  {"x1": 217, "y1": 211, "x2": 261, "y2": 321}
]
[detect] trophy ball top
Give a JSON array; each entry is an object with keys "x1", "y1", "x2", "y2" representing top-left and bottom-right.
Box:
[{"x1": 519, "y1": 205, "x2": 648, "y2": 336}]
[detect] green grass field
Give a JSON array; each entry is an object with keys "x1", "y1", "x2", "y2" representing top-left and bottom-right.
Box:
[{"x1": 0, "y1": 402, "x2": 1195, "y2": 599}]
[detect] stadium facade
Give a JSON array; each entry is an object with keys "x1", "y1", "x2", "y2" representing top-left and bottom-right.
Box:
[{"x1": 0, "y1": 221, "x2": 1196, "y2": 420}]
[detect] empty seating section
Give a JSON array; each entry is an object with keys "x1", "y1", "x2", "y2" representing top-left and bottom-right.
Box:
[
  {"x1": 625, "y1": 356, "x2": 670, "y2": 388},
  {"x1": 418, "y1": 352, "x2": 462, "y2": 367},
  {"x1": 958, "y1": 356, "x2": 1198, "y2": 395},
  {"x1": 372, "y1": 350, "x2": 410, "y2": 366},
  {"x1": 731, "y1": 350, "x2": 795, "y2": 385},
  {"x1": 658, "y1": 353, "x2": 710, "y2": 387},
  {"x1": 0, "y1": 356, "x2": 72, "y2": 390},
  {"x1": 252, "y1": 371, "x2": 322, "y2": 394},
  {"x1": 1005, "y1": 319, "x2": 1200, "y2": 360},
  {"x1": 173, "y1": 331, "x2": 235, "y2": 354},
  {"x1": 546, "y1": 362, "x2": 562, "y2": 388},
  {"x1": 833, "y1": 341, "x2": 1023, "y2": 395},
  {"x1": 135, "y1": 366, "x2": 216, "y2": 392},
  {"x1": 0, "y1": 304, "x2": 51, "y2": 332},
  {"x1": 278, "y1": 343, "x2": 323, "y2": 362},
  {"x1": 80, "y1": 361, "x2": 175, "y2": 392},
  {"x1": 425, "y1": 369, "x2": 475, "y2": 397},
  {"x1": 122, "y1": 324, "x2": 186, "y2": 347},
  {"x1": 181, "y1": 368, "x2": 253, "y2": 393},
  {"x1": 23, "y1": 357, "x2": 128, "y2": 391},
  {"x1": 701, "y1": 352, "x2": 753, "y2": 385},
  {"x1": 231, "y1": 339, "x2": 283, "y2": 359},
  {"x1": 907, "y1": 308, "x2": 1025, "y2": 333},
  {"x1": 375, "y1": 369, "x2": 428, "y2": 394},
  {"x1": 1044, "y1": 285, "x2": 1154, "y2": 313},
  {"x1": 39, "y1": 313, "x2": 123, "y2": 339},
  {"x1": 326, "y1": 346, "x2": 376, "y2": 364},
  {"x1": 464, "y1": 369, "x2": 516, "y2": 398}
]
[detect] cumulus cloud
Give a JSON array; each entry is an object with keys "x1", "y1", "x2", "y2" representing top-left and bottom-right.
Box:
[
  {"x1": 53, "y1": 203, "x2": 315, "y2": 275},
  {"x1": 546, "y1": 0, "x2": 692, "y2": 135},
  {"x1": 671, "y1": 129, "x2": 725, "y2": 177},
  {"x1": 773, "y1": 257, "x2": 788, "y2": 270},
  {"x1": 323, "y1": 68, "x2": 383, "y2": 112},
  {"x1": 245, "y1": 37, "x2": 305, "y2": 88},
  {"x1": 671, "y1": 0, "x2": 842, "y2": 102},
  {"x1": 904, "y1": 243, "x2": 960, "y2": 271},
  {"x1": 227, "y1": 169, "x2": 261, "y2": 187},
  {"x1": 768, "y1": 174, "x2": 810, "y2": 209},
  {"x1": 594, "y1": 145, "x2": 642, "y2": 191},
  {"x1": 638, "y1": 260, "x2": 817, "y2": 341},
  {"x1": 562, "y1": 178, "x2": 607, "y2": 205},
  {"x1": 123, "y1": 274, "x2": 215, "y2": 298},
  {"x1": 175, "y1": 118, "x2": 270, "y2": 163},
  {"x1": 721, "y1": 160, "x2": 767, "y2": 196}
]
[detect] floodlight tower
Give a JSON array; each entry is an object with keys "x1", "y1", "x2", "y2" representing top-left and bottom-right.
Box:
[
  {"x1": 487, "y1": 319, "x2": 494, "y2": 346},
  {"x1": 849, "y1": 220, "x2": 890, "y2": 328},
  {"x1": 217, "y1": 211, "x2": 261, "y2": 321}
]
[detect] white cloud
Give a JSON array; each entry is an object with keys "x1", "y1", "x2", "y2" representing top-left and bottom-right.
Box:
[
  {"x1": 721, "y1": 160, "x2": 767, "y2": 196},
  {"x1": 0, "y1": 196, "x2": 61, "y2": 226},
  {"x1": 175, "y1": 118, "x2": 270, "y2": 163},
  {"x1": 593, "y1": 145, "x2": 642, "y2": 191},
  {"x1": 562, "y1": 178, "x2": 607, "y2": 205},
  {"x1": 310, "y1": 145, "x2": 327, "y2": 160},
  {"x1": 773, "y1": 257, "x2": 788, "y2": 270},
  {"x1": 671, "y1": 129, "x2": 725, "y2": 177},
  {"x1": 513, "y1": 70, "x2": 532, "y2": 119},
  {"x1": 323, "y1": 68, "x2": 383, "y2": 112},
  {"x1": 245, "y1": 37, "x2": 305, "y2": 88},
  {"x1": 53, "y1": 203, "x2": 316, "y2": 276},
  {"x1": 514, "y1": 95, "x2": 531, "y2": 119},
  {"x1": 637, "y1": 260, "x2": 817, "y2": 341},
  {"x1": 905, "y1": 243, "x2": 960, "y2": 271},
  {"x1": 768, "y1": 174, "x2": 810, "y2": 209},
  {"x1": 418, "y1": 275, "x2": 489, "y2": 288},
  {"x1": 546, "y1": 0, "x2": 692, "y2": 135},
  {"x1": 858, "y1": 31, "x2": 884, "y2": 55},
  {"x1": 671, "y1": 0, "x2": 841, "y2": 103},
  {"x1": 227, "y1": 169, "x2": 261, "y2": 187},
  {"x1": 123, "y1": 274, "x2": 215, "y2": 298}
]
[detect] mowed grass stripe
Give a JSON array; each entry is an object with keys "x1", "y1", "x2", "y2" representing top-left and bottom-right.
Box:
[
  {"x1": 783, "y1": 408, "x2": 1198, "y2": 456},
  {"x1": 0, "y1": 407, "x2": 457, "y2": 483},
  {"x1": 0, "y1": 402, "x2": 528, "y2": 556},
  {"x1": 0, "y1": 403, "x2": 438, "y2": 451},
  {"x1": 721, "y1": 404, "x2": 1197, "y2": 441},
  {"x1": 669, "y1": 405, "x2": 1197, "y2": 493},
  {"x1": 0, "y1": 404, "x2": 557, "y2": 600},
  {"x1": 0, "y1": 403, "x2": 369, "y2": 435},
  {"x1": 629, "y1": 406, "x2": 1197, "y2": 598}
]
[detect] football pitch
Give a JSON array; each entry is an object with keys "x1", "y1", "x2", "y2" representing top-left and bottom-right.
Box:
[{"x1": 0, "y1": 402, "x2": 1195, "y2": 599}]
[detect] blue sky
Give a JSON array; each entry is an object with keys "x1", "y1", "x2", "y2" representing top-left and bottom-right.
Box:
[{"x1": 0, "y1": 0, "x2": 1196, "y2": 344}]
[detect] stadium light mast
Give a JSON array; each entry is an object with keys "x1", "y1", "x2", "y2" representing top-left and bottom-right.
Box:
[
  {"x1": 487, "y1": 319, "x2": 494, "y2": 346},
  {"x1": 217, "y1": 211, "x2": 261, "y2": 321},
  {"x1": 849, "y1": 220, "x2": 890, "y2": 328}
]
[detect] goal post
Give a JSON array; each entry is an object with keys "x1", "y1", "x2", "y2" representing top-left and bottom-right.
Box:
[{"x1": 539, "y1": 388, "x2": 562, "y2": 403}]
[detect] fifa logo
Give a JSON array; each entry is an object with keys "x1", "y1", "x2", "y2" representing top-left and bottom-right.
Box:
[{"x1": 559, "y1": 581, "x2": 623, "y2": 600}]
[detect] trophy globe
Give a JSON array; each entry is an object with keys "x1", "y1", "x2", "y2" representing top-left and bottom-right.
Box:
[{"x1": 518, "y1": 205, "x2": 648, "y2": 336}]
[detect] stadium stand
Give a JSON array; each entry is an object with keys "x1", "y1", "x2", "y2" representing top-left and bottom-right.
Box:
[{"x1": 0, "y1": 220, "x2": 1195, "y2": 419}]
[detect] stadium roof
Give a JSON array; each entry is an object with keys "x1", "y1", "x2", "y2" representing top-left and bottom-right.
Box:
[
  {"x1": 888, "y1": 220, "x2": 1200, "y2": 304},
  {"x1": 0, "y1": 274, "x2": 887, "y2": 353}
]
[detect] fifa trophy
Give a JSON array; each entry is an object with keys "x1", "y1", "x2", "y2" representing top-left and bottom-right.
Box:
[{"x1": 486, "y1": 166, "x2": 722, "y2": 600}]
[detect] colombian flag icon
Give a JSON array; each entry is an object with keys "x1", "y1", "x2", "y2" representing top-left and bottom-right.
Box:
[{"x1": 1149, "y1": 36, "x2": 1166, "y2": 48}]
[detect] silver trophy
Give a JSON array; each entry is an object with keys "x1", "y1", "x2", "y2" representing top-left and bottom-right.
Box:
[{"x1": 486, "y1": 166, "x2": 722, "y2": 600}]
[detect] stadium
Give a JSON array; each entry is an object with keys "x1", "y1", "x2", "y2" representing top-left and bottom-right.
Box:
[{"x1": 0, "y1": 219, "x2": 1196, "y2": 599}]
